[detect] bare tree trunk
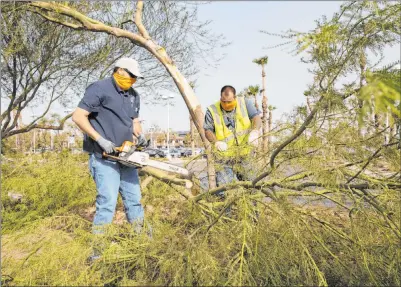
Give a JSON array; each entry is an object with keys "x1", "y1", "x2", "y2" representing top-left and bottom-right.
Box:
[
  {"x1": 261, "y1": 65, "x2": 268, "y2": 152},
  {"x1": 358, "y1": 30, "x2": 367, "y2": 137},
  {"x1": 254, "y1": 95, "x2": 259, "y2": 111},
  {"x1": 384, "y1": 109, "x2": 392, "y2": 144},
  {"x1": 268, "y1": 108, "x2": 273, "y2": 149},
  {"x1": 11, "y1": 110, "x2": 20, "y2": 150},
  {"x1": 391, "y1": 117, "x2": 398, "y2": 139},
  {"x1": 190, "y1": 115, "x2": 195, "y2": 155},
  {"x1": 374, "y1": 114, "x2": 381, "y2": 129},
  {"x1": 306, "y1": 97, "x2": 312, "y2": 114}
]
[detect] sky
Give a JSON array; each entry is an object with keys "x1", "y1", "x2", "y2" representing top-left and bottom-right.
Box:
[
  {"x1": 11, "y1": 1, "x2": 400, "y2": 133},
  {"x1": 140, "y1": 1, "x2": 344, "y2": 132},
  {"x1": 138, "y1": 0, "x2": 399, "y2": 132}
]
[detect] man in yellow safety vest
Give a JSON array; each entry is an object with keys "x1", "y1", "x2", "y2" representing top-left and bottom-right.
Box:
[{"x1": 204, "y1": 85, "x2": 262, "y2": 187}]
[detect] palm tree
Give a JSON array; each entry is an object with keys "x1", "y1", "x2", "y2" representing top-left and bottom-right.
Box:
[
  {"x1": 253, "y1": 56, "x2": 269, "y2": 151},
  {"x1": 245, "y1": 85, "x2": 260, "y2": 111}
]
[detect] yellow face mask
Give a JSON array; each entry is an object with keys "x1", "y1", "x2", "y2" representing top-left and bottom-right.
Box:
[
  {"x1": 220, "y1": 99, "x2": 237, "y2": 111},
  {"x1": 113, "y1": 72, "x2": 136, "y2": 90}
]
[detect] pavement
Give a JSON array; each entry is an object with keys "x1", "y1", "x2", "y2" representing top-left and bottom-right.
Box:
[{"x1": 167, "y1": 157, "x2": 209, "y2": 189}]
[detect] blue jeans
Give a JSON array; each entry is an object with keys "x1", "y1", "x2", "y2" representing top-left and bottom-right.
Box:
[
  {"x1": 215, "y1": 158, "x2": 256, "y2": 189},
  {"x1": 89, "y1": 154, "x2": 144, "y2": 234},
  {"x1": 216, "y1": 164, "x2": 238, "y2": 187}
]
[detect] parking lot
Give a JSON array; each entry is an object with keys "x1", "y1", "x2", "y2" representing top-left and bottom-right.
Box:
[{"x1": 144, "y1": 147, "x2": 205, "y2": 159}]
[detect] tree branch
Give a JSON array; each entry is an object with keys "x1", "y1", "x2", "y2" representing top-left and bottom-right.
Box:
[
  {"x1": 138, "y1": 166, "x2": 193, "y2": 189},
  {"x1": 269, "y1": 96, "x2": 325, "y2": 169},
  {"x1": 346, "y1": 141, "x2": 399, "y2": 183},
  {"x1": 31, "y1": 10, "x2": 83, "y2": 30},
  {"x1": 134, "y1": 1, "x2": 151, "y2": 40},
  {"x1": 28, "y1": 2, "x2": 147, "y2": 46},
  {"x1": 6, "y1": 113, "x2": 72, "y2": 137}
]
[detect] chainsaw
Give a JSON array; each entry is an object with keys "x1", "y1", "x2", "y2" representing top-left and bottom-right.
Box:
[{"x1": 102, "y1": 140, "x2": 191, "y2": 179}]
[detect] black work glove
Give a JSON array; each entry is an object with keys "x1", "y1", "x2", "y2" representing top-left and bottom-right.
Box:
[
  {"x1": 136, "y1": 134, "x2": 148, "y2": 147},
  {"x1": 97, "y1": 136, "x2": 116, "y2": 154}
]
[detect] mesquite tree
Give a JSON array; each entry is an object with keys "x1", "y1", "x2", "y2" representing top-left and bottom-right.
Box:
[
  {"x1": 20, "y1": 1, "x2": 227, "y2": 187},
  {"x1": 1, "y1": 1, "x2": 222, "y2": 137}
]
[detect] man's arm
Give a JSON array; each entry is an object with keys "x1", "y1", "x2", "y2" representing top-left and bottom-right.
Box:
[
  {"x1": 205, "y1": 129, "x2": 217, "y2": 143},
  {"x1": 204, "y1": 109, "x2": 218, "y2": 143},
  {"x1": 131, "y1": 90, "x2": 143, "y2": 138},
  {"x1": 133, "y1": 118, "x2": 142, "y2": 137},
  {"x1": 72, "y1": 107, "x2": 101, "y2": 141},
  {"x1": 244, "y1": 97, "x2": 261, "y2": 131},
  {"x1": 251, "y1": 114, "x2": 262, "y2": 130}
]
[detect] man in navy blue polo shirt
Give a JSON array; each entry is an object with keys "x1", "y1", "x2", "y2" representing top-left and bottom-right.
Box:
[{"x1": 72, "y1": 58, "x2": 148, "y2": 236}]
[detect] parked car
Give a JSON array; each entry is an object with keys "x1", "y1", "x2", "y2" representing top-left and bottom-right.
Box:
[
  {"x1": 193, "y1": 148, "x2": 204, "y2": 156},
  {"x1": 176, "y1": 147, "x2": 185, "y2": 157},
  {"x1": 159, "y1": 148, "x2": 168, "y2": 157},
  {"x1": 157, "y1": 148, "x2": 180, "y2": 158},
  {"x1": 170, "y1": 148, "x2": 181, "y2": 158},
  {"x1": 179, "y1": 148, "x2": 187, "y2": 157},
  {"x1": 182, "y1": 149, "x2": 193, "y2": 157},
  {"x1": 144, "y1": 148, "x2": 165, "y2": 158}
]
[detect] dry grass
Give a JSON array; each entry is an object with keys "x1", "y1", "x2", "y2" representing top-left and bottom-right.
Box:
[{"x1": 1, "y1": 152, "x2": 400, "y2": 286}]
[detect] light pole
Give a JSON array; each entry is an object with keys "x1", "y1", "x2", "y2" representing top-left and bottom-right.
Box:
[
  {"x1": 162, "y1": 95, "x2": 175, "y2": 159},
  {"x1": 148, "y1": 126, "x2": 155, "y2": 148}
]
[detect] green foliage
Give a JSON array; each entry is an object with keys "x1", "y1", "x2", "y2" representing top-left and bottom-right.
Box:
[
  {"x1": 1, "y1": 152, "x2": 95, "y2": 232},
  {"x1": 2, "y1": 169, "x2": 400, "y2": 286},
  {"x1": 2, "y1": 154, "x2": 400, "y2": 286},
  {"x1": 2, "y1": 1, "x2": 401, "y2": 286},
  {"x1": 358, "y1": 65, "x2": 401, "y2": 125},
  {"x1": 253, "y1": 56, "x2": 268, "y2": 66},
  {"x1": 246, "y1": 85, "x2": 260, "y2": 97},
  {"x1": 296, "y1": 23, "x2": 342, "y2": 56}
]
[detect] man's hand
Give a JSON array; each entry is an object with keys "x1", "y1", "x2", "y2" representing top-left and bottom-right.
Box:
[
  {"x1": 97, "y1": 137, "x2": 116, "y2": 154},
  {"x1": 136, "y1": 134, "x2": 148, "y2": 147},
  {"x1": 248, "y1": 130, "x2": 259, "y2": 147},
  {"x1": 215, "y1": 141, "x2": 228, "y2": 151}
]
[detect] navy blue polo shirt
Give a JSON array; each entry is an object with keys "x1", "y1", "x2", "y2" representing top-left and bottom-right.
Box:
[{"x1": 78, "y1": 76, "x2": 140, "y2": 158}]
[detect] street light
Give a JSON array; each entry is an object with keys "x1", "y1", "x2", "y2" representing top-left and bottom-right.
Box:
[
  {"x1": 161, "y1": 95, "x2": 175, "y2": 160},
  {"x1": 148, "y1": 126, "x2": 155, "y2": 148}
]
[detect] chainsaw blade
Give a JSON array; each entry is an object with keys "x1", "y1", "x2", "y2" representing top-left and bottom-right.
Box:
[{"x1": 118, "y1": 152, "x2": 191, "y2": 179}]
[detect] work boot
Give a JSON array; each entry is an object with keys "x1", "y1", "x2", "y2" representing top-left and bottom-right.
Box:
[
  {"x1": 87, "y1": 231, "x2": 108, "y2": 265},
  {"x1": 131, "y1": 219, "x2": 153, "y2": 239}
]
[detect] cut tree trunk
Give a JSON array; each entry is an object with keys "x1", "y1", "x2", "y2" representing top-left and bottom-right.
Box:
[
  {"x1": 306, "y1": 97, "x2": 312, "y2": 114},
  {"x1": 268, "y1": 108, "x2": 272, "y2": 149},
  {"x1": 190, "y1": 115, "x2": 195, "y2": 155},
  {"x1": 358, "y1": 43, "x2": 367, "y2": 137}
]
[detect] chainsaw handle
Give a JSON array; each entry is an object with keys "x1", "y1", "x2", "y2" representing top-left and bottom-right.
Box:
[
  {"x1": 102, "y1": 151, "x2": 117, "y2": 158},
  {"x1": 102, "y1": 141, "x2": 128, "y2": 158}
]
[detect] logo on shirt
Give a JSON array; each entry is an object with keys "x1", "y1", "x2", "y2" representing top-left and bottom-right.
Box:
[{"x1": 130, "y1": 96, "x2": 139, "y2": 114}]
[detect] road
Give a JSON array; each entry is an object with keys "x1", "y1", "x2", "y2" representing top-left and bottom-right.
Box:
[{"x1": 168, "y1": 157, "x2": 209, "y2": 189}]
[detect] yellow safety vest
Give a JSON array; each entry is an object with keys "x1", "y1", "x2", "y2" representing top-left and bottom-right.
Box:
[{"x1": 207, "y1": 97, "x2": 252, "y2": 158}]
